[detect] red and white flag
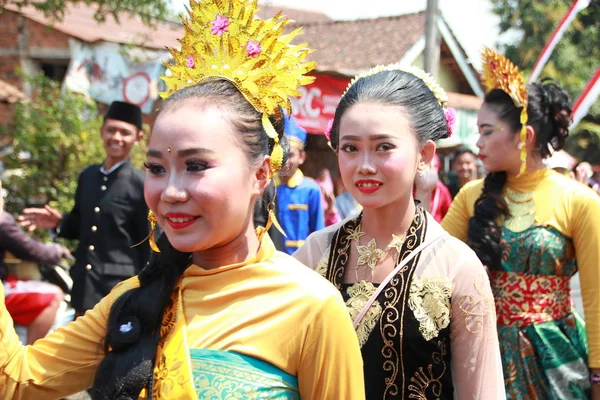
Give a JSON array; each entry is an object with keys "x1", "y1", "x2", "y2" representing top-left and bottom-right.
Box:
[
  {"x1": 571, "y1": 67, "x2": 600, "y2": 128},
  {"x1": 529, "y1": 0, "x2": 591, "y2": 82}
]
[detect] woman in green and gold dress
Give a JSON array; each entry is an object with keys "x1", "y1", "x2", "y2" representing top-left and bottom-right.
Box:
[{"x1": 442, "y1": 49, "x2": 600, "y2": 399}]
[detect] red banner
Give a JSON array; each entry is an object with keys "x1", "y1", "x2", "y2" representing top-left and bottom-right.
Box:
[{"x1": 290, "y1": 74, "x2": 350, "y2": 134}]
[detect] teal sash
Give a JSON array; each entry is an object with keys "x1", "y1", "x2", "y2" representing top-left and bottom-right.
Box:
[{"x1": 191, "y1": 349, "x2": 300, "y2": 399}]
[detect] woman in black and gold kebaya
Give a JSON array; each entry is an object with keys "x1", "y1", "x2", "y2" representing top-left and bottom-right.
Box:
[{"x1": 295, "y1": 64, "x2": 505, "y2": 399}]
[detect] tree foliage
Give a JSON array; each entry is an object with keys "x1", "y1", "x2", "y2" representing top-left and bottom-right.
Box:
[
  {"x1": 490, "y1": 0, "x2": 600, "y2": 161},
  {"x1": 0, "y1": 74, "x2": 105, "y2": 222},
  {"x1": 1, "y1": 0, "x2": 173, "y2": 24}
]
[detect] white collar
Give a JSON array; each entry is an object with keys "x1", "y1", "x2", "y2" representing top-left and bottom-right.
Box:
[{"x1": 100, "y1": 159, "x2": 128, "y2": 175}]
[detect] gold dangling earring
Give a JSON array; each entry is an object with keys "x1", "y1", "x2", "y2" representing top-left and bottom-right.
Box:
[
  {"x1": 147, "y1": 210, "x2": 160, "y2": 252},
  {"x1": 131, "y1": 210, "x2": 161, "y2": 252}
]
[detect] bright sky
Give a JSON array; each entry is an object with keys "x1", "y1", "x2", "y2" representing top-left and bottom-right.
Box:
[{"x1": 170, "y1": 0, "x2": 509, "y2": 70}]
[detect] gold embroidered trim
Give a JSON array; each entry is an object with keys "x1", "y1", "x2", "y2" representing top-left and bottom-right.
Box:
[
  {"x1": 408, "y1": 276, "x2": 452, "y2": 341},
  {"x1": 315, "y1": 249, "x2": 329, "y2": 277},
  {"x1": 407, "y1": 339, "x2": 448, "y2": 398},
  {"x1": 346, "y1": 281, "x2": 382, "y2": 347}
]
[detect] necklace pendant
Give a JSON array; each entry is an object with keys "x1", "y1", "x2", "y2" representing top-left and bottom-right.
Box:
[
  {"x1": 357, "y1": 239, "x2": 384, "y2": 270},
  {"x1": 347, "y1": 224, "x2": 366, "y2": 242},
  {"x1": 387, "y1": 234, "x2": 406, "y2": 253}
]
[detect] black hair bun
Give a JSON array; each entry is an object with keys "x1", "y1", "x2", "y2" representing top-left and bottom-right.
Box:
[{"x1": 539, "y1": 78, "x2": 572, "y2": 151}]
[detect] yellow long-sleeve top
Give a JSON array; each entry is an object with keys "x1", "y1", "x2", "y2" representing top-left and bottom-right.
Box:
[
  {"x1": 442, "y1": 168, "x2": 600, "y2": 368},
  {"x1": 0, "y1": 234, "x2": 365, "y2": 399}
]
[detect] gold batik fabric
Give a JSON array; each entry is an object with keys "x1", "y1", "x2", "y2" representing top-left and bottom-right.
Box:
[{"x1": 152, "y1": 285, "x2": 197, "y2": 399}]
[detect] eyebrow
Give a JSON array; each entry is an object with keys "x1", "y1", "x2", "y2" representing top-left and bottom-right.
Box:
[
  {"x1": 340, "y1": 134, "x2": 396, "y2": 141},
  {"x1": 146, "y1": 148, "x2": 216, "y2": 158}
]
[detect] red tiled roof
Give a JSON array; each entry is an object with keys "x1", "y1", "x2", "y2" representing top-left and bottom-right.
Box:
[
  {"x1": 297, "y1": 12, "x2": 426, "y2": 74},
  {"x1": 257, "y1": 3, "x2": 333, "y2": 23},
  {"x1": 4, "y1": 3, "x2": 182, "y2": 49},
  {"x1": 5, "y1": 2, "x2": 331, "y2": 50},
  {"x1": 0, "y1": 79, "x2": 28, "y2": 103}
]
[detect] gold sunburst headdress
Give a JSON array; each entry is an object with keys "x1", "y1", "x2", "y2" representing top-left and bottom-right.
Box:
[
  {"x1": 161, "y1": 0, "x2": 316, "y2": 176},
  {"x1": 481, "y1": 47, "x2": 529, "y2": 176}
]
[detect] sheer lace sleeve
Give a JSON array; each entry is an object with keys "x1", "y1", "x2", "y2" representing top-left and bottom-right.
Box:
[
  {"x1": 448, "y1": 246, "x2": 505, "y2": 399},
  {"x1": 293, "y1": 220, "x2": 341, "y2": 271}
]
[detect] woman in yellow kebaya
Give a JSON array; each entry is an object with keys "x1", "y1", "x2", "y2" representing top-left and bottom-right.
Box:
[{"x1": 0, "y1": 1, "x2": 365, "y2": 399}]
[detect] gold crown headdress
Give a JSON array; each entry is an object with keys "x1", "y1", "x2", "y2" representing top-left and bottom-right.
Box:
[
  {"x1": 161, "y1": 0, "x2": 316, "y2": 176},
  {"x1": 481, "y1": 47, "x2": 529, "y2": 175}
]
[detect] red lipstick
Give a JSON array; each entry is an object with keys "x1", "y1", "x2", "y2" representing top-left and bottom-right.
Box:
[
  {"x1": 355, "y1": 179, "x2": 383, "y2": 194},
  {"x1": 164, "y1": 212, "x2": 199, "y2": 230}
]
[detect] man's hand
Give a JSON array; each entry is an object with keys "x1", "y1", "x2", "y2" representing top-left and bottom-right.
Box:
[{"x1": 17, "y1": 205, "x2": 62, "y2": 232}]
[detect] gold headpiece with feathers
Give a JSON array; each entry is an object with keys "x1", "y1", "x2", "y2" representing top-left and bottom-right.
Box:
[
  {"x1": 161, "y1": 0, "x2": 316, "y2": 176},
  {"x1": 481, "y1": 47, "x2": 529, "y2": 175}
]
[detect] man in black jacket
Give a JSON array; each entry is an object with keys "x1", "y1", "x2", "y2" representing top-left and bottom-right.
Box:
[{"x1": 18, "y1": 101, "x2": 150, "y2": 314}]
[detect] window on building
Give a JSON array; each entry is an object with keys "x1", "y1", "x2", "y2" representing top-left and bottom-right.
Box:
[{"x1": 39, "y1": 61, "x2": 69, "y2": 82}]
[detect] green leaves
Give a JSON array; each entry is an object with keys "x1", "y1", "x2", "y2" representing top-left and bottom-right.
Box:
[
  {"x1": 491, "y1": 0, "x2": 599, "y2": 114},
  {"x1": 1, "y1": 74, "x2": 104, "y2": 227},
  {"x1": 2, "y1": 0, "x2": 173, "y2": 25}
]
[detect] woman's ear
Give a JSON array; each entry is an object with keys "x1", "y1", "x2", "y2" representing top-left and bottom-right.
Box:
[
  {"x1": 525, "y1": 125, "x2": 536, "y2": 147},
  {"x1": 253, "y1": 156, "x2": 271, "y2": 196},
  {"x1": 417, "y1": 140, "x2": 436, "y2": 173}
]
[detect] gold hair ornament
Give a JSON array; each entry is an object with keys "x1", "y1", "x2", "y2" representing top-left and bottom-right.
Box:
[
  {"x1": 481, "y1": 47, "x2": 529, "y2": 176},
  {"x1": 160, "y1": 0, "x2": 316, "y2": 177}
]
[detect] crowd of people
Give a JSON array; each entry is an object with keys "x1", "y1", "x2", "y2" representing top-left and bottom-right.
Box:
[{"x1": 1, "y1": 0, "x2": 600, "y2": 399}]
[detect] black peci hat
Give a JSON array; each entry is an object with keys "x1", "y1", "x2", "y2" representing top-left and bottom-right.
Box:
[{"x1": 104, "y1": 101, "x2": 143, "y2": 131}]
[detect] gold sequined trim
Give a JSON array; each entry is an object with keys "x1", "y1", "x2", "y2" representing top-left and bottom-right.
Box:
[
  {"x1": 408, "y1": 276, "x2": 452, "y2": 341},
  {"x1": 407, "y1": 339, "x2": 448, "y2": 398},
  {"x1": 346, "y1": 281, "x2": 383, "y2": 347},
  {"x1": 315, "y1": 249, "x2": 329, "y2": 277}
]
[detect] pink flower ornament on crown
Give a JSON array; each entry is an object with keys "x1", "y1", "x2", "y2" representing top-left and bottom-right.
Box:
[
  {"x1": 186, "y1": 56, "x2": 195, "y2": 68},
  {"x1": 211, "y1": 14, "x2": 229, "y2": 36},
  {"x1": 444, "y1": 107, "x2": 456, "y2": 138},
  {"x1": 246, "y1": 40, "x2": 261, "y2": 58}
]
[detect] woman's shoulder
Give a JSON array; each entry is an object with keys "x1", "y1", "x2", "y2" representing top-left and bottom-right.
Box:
[
  {"x1": 426, "y1": 216, "x2": 484, "y2": 270},
  {"x1": 108, "y1": 276, "x2": 141, "y2": 300},
  {"x1": 269, "y1": 251, "x2": 342, "y2": 300},
  {"x1": 459, "y1": 178, "x2": 485, "y2": 196}
]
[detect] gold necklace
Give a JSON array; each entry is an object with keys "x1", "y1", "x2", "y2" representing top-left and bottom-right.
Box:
[
  {"x1": 351, "y1": 224, "x2": 407, "y2": 280},
  {"x1": 503, "y1": 188, "x2": 535, "y2": 232}
]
